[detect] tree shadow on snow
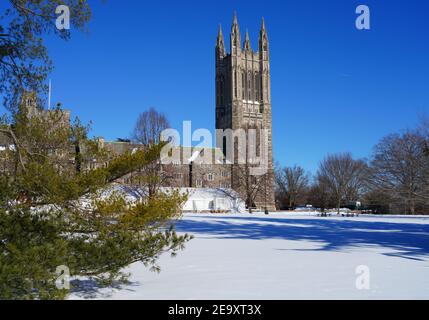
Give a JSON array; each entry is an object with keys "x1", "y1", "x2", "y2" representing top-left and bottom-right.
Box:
[
  {"x1": 174, "y1": 216, "x2": 429, "y2": 261},
  {"x1": 70, "y1": 278, "x2": 140, "y2": 299}
]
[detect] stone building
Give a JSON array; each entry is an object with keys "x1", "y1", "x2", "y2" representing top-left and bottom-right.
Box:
[
  {"x1": 160, "y1": 147, "x2": 232, "y2": 189},
  {"x1": 0, "y1": 91, "x2": 73, "y2": 174},
  {"x1": 23, "y1": 91, "x2": 71, "y2": 125}
]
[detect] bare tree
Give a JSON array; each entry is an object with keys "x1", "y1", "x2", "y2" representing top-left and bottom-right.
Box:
[
  {"x1": 419, "y1": 118, "x2": 429, "y2": 203},
  {"x1": 275, "y1": 164, "x2": 310, "y2": 209},
  {"x1": 130, "y1": 108, "x2": 172, "y2": 198},
  {"x1": 307, "y1": 176, "x2": 333, "y2": 215},
  {"x1": 318, "y1": 153, "x2": 368, "y2": 214},
  {"x1": 370, "y1": 131, "x2": 428, "y2": 214},
  {"x1": 362, "y1": 188, "x2": 392, "y2": 214},
  {"x1": 232, "y1": 125, "x2": 273, "y2": 213},
  {"x1": 418, "y1": 117, "x2": 429, "y2": 157},
  {"x1": 234, "y1": 162, "x2": 270, "y2": 213},
  {"x1": 131, "y1": 107, "x2": 170, "y2": 146}
]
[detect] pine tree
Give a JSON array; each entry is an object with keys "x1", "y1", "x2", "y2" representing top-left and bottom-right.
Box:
[{"x1": 0, "y1": 106, "x2": 192, "y2": 299}]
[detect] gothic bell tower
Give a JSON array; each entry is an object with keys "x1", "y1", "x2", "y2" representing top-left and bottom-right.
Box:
[{"x1": 215, "y1": 13, "x2": 275, "y2": 211}]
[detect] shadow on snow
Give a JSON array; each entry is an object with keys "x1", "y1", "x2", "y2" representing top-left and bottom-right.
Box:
[{"x1": 175, "y1": 215, "x2": 429, "y2": 261}]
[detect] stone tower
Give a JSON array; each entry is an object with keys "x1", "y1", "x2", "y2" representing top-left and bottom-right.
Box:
[{"x1": 215, "y1": 13, "x2": 276, "y2": 211}]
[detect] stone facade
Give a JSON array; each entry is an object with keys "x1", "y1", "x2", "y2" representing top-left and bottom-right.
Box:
[
  {"x1": 0, "y1": 92, "x2": 73, "y2": 174},
  {"x1": 103, "y1": 144, "x2": 233, "y2": 190},
  {"x1": 160, "y1": 147, "x2": 232, "y2": 189},
  {"x1": 23, "y1": 91, "x2": 71, "y2": 125}
]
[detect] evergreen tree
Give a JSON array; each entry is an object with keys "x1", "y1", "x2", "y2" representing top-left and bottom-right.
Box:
[{"x1": 0, "y1": 107, "x2": 192, "y2": 299}]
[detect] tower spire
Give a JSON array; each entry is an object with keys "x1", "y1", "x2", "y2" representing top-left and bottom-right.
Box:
[
  {"x1": 218, "y1": 23, "x2": 224, "y2": 38},
  {"x1": 243, "y1": 29, "x2": 251, "y2": 51},
  {"x1": 259, "y1": 16, "x2": 269, "y2": 58},
  {"x1": 230, "y1": 12, "x2": 241, "y2": 55},
  {"x1": 216, "y1": 24, "x2": 226, "y2": 57},
  {"x1": 259, "y1": 16, "x2": 268, "y2": 39}
]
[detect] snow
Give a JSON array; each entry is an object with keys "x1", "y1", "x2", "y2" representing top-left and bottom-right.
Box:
[
  {"x1": 69, "y1": 212, "x2": 429, "y2": 300},
  {"x1": 181, "y1": 188, "x2": 246, "y2": 212},
  {"x1": 78, "y1": 185, "x2": 246, "y2": 213},
  {"x1": 0, "y1": 145, "x2": 15, "y2": 151}
]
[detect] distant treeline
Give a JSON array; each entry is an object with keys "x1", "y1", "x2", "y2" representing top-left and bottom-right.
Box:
[{"x1": 275, "y1": 117, "x2": 429, "y2": 215}]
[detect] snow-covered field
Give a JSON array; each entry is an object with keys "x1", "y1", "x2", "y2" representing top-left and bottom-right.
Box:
[{"x1": 69, "y1": 212, "x2": 429, "y2": 300}]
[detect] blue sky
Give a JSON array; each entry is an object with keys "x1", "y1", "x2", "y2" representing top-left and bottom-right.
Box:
[{"x1": 2, "y1": 0, "x2": 429, "y2": 173}]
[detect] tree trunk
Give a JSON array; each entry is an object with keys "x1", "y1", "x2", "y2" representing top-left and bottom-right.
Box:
[
  {"x1": 410, "y1": 197, "x2": 416, "y2": 215},
  {"x1": 248, "y1": 197, "x2": 253, "y2": 213},
  {"x1": 75, "y1": 143, "x2": 81, "y2": 173}
]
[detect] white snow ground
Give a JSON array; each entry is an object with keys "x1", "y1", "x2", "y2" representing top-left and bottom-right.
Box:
[{"x1": 69, "y1": 212, "x2": 429, "y2": 300}]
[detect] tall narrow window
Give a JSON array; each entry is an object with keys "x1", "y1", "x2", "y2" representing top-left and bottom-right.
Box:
[
  {"x1": 244, "y1": 72, "x2": 247, "y2": 100},
  {"x1": 220, "y1": 76, "x2": 224, "y2": 106},
  {"x1": 250, "y1": 72, "x2": 255, "y2": 101},
  {"x1": 256, "y1": 126, "x2": 260, "y2": 157},
  {"x1": 255, "y1": 73, "x2": 260, "y2": 101},
  {"x1": 234, "y1": 72, "x2": 237, "y2": 98},
  {"x1": 223, "y1": 136, "x2": 227, "y2": 161},
  {"x1": 216, "y1": 80, "x2": 219, "y2": 101},
  {"x1": 242, "y1": 73, "x2": 245, "y2": 100},
  {"x1": 248, "y1": 73, "x2": 251, "y2": 102}
]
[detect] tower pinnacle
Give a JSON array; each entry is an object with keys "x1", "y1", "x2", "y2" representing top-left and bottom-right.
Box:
[
  {"x1": 259, "y1": 16, "x2": 269, "y2": 57},
  {"x1": 218, "y1": 23, "x2": 223, "y2": 38},
  {"x1": 230, "y1": 12, "x2": 241, "y2": 54},
  {"x1": 216, "y1": 24, "x2": 226, "y2": 57},
  {"x1": 243, "y1": 29, "x2": 251, "y2": 51}
]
